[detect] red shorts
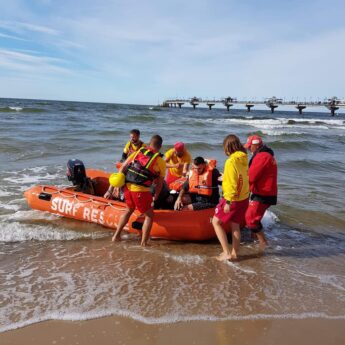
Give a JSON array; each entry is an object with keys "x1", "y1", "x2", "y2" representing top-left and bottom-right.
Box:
[
  {"x1": 123, "y1": 187, "x2": 153, "y2": 214},
  {"x1": 214, "y1": 198, "x2": 249, "y2": 226},
  {"x1": 245, "y1": 200, "x2": 270, "y2": 232},
  {"x1": 165, "y1": 170, "x2": 180, "y2": 186}
]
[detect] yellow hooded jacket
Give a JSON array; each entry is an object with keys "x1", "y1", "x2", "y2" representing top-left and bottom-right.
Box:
[{"x1": 222, "y1": 151, "x2": 249, "y2": 202}]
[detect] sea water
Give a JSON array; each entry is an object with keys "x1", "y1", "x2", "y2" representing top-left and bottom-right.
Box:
[{"x1": 0, "y1": 98, "x2": 345, "y2": 332}]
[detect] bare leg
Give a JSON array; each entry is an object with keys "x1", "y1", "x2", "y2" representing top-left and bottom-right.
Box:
[
  {"x1": 181, "y1": 194, "x2": 192, "y2": 205},
  {"x1": 212, "y1": 217, "x2": 232, "y2": 261},
  {"x1": 255, "y1": 230, "x2": 268, "y2": 252},
  {"x1": 230, "y1": 222, "x2": 241, "y2": 259},
  {"x1": 112, "y1": 208, "x2": 134, "y2": 241},
  {"x1": 141, "y1": 208, "x2": 154, "y2": 246}
]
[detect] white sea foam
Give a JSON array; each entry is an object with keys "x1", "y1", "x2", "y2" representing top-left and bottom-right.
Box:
[
  {"x1": 262, "y1": 210, "x2": 279, "y2": 229},
  {"x1": 226, "y1": 261, "x2": 256, "y2": 274},
  {"x1": 0, "y1": 222, "x2": 108, "y2": 242},
  {"x1": 4, "y1": 172, "x2": 61, "y2": 184},
  {"x1": 9, "y1": 106, "x2": 23, "y2": 111},
  {"x1": 260, "y1": 129, "x2": 307, "y2": 136},
  {"x1": 295, "y1": 270, "x2": 345, "y2": 292},
  {"x1": 211, "y1": 117, "x2": 345, "y2": 131},
  {"x1": 164, "y1": 253, "x2": 206, "y2": 265},
  {"x1": 0, "y1": 201, "x2": 21, "y2": 211},
  {"x1": 27, "y1": 166, "x2": 49, "y2": 173},
  {"x1": 1, "y1": 310, "x2": 344, "y2": 333},
  {"x1": 1, "y1": 209, "x2": 58, "y2": 221},
  {"x1": 0, "y1": 189, "x2": 11, "y2": 197}
]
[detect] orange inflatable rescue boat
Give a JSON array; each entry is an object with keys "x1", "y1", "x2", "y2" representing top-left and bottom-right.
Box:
[{"x1": 24, "y1": 169, "x2": 218, "y2": 241}]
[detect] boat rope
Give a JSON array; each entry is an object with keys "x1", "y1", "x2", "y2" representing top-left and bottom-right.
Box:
[{"x1": 40, "y1": 186, "x2": 127, "y2": 211}]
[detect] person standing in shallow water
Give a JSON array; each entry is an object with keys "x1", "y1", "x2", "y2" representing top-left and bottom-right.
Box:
[
  {"x1": 244, "y1": 135, "x2": 278, "y2": 252},
  {"x1": 212, "y1": 135, "x2": 249, "y2": 261},
  {"x1": 112, "y1": 135, "x2": 166, "y2": 246}
]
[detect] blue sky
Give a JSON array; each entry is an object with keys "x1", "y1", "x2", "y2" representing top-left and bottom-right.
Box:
[{"x1": 0, "y1": 0, "x2": 344, "y2": 104}]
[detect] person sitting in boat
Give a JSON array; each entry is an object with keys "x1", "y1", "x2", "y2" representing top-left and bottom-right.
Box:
[
  {"x1": 111, "y1": 135, "x2": 166, "y2": 246},
  {"x1": 165, "y1": 142, "x2": 192, "y2": 186},
  {"x1": 151, "y1": 180, "x2": 175, "y2": 210},
  {"x1": 174, "y1": 156, "x2": 221, "y2": 211},
  {"x1": 120, "y1": 129, "x2": 146, "y2": 163},
  {"x1": 66, "y1": 159, "x2": 96, "y2": 195}
]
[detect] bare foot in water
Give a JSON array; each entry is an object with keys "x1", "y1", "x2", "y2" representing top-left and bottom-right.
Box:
[
  {"x1": 258, "y1": 240, "x2": 268, "y2": 252},
  {"x1": 111, "y1": 233, "x2": 121, "y2": 242},
  {"x1": 215, "y1": 252, "x2": 232, "y2": 261},
  {"x1": 256, "y1": 231, "x2": 268, "y2": 252}
]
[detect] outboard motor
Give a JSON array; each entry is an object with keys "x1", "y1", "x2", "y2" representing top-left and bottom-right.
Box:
[
  {"x1": 67, "y1": 159, "x2": 87, "y2": 186},
  {"x1": 66, "y1": 159, "x2": 95, "y2": 195}
]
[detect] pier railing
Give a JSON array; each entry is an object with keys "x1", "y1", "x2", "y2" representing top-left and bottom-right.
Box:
[{"x1": 163, "y1": 97, "x2": 345, "y2": 115}]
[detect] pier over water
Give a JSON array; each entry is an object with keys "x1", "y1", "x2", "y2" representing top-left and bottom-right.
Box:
[{"x1": 163, "y1": 96, "x2": 345, "y2": 116}]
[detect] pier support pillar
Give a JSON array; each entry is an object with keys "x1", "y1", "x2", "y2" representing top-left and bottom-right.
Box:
[
  {"x1": 190, "y1": 102, "x2": 199, "y2": 109},
  {"x1": 177, "y1": 102, "x2": 184, "y2": 108},
  {"x1": 270, "y1": 105, "x2": 278, "y2": 113},
  {"x1": 330, "y1": 106, "x2": 339, "y2": 116},
  {"x1": 225, "y1": 103, "x2": 233, "y2": 111},
  {"x1": 296, "y1": 105, "x2": 306, "y2": 115},
  {"x1": 246, "y1": 104, "x2": 254, "y2": 112},
  {"x1": 207, "y1": 103, "x2": 215, "y2": 110}
]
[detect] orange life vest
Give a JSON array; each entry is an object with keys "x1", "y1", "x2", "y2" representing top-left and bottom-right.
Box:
[
  {"x1": 169, "y1": 177, "x2": 187, "y2": 192},
  {"x1": 189, "y1": 159, "x2": 217, "y2": 196}
]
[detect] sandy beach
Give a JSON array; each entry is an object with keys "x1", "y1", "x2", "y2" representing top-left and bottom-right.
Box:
[{"x1": 2, "y1": 317, "x2": 345, "y2": 345}]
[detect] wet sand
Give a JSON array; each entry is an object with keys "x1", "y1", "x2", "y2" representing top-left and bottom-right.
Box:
[{"x1": 2, "y1": 317, "x2": 344, "y2": 345}]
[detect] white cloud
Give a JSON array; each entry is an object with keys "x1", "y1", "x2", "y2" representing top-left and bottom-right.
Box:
[
  {"x1": 0, "y1": 20, "x2": 59, "y2": 36},
  {"x1": 0, "y1": 48, "x2": 72, "y2": 75},
  {"x1": 0, "y1": 0, "x2": 344, "y2": 103},
  {"x1": 0, "y1": 31, "x2": 28, "y2": 41}
]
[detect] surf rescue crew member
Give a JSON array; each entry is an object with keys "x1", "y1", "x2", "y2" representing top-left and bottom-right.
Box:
[
  {"x1": 212, "y1": 135, "x2": 249, "y2": 261},
  {"x1": 244, "y1": 135, "x2": 278, "y2": 251},
  {"x1": 174, "y1": 156, "x2": 221, "y2": 211},
  {"x1": 120, "y1": 129, "x2": 145, "y2": 162},
  {"x1": 111, "y1": 135, "x2": 166, "y2": 246},
  {"x1": 165, "y1": 142, "x2": 192, "y2": 185},
  {"x1": 106, "y1": 129, "x2": 145, "y2": 200}
]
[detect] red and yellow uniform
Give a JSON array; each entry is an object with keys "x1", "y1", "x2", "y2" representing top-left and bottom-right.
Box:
[
  {"x1": 121, "y1": 140, "x2": 146, "y2": 161},
  {"x1": 165, "y1": 148, "x2": 191, "y2": 184},
  {"x1": 214, "y1": 151, "x2": 249, "y2": 225},
  {"x1": 245, "y1": 145, "x2": 278, "y2": 232},
  {"x1": 124, "y1": 149, "x2": 166, "y2": 213}
]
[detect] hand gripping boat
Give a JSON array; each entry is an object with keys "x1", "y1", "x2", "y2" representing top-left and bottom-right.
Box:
[{"x1": 24, "y1": 169, "x2": 217, "y2": 241}]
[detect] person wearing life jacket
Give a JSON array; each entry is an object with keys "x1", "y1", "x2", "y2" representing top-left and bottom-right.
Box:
[
  {"x1": 165, "y1": 142, "x2": 192, "y2": 185},
  {"x1": 107, "y1": 129, "x2": 145, "y2": 200},
  {"x1": 120, "y1": 129, "x2": 145, "y2": 162},
  {"x1": 212, "y1": 135, "x2": 250, "y2": 261},
  {"x1": 110, "y1": 135, "x2": 166, "y2": 246},
  {"x1": 174, "y1": 156, "x2": 221, "y2": 211},
  {"x1": 244, "y1": 135, "x2": 278, "y2": 252}
]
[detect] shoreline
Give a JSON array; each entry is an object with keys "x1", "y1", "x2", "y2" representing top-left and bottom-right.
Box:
[{"x1": 2, "y1": 316, "x2": 344, "y2": 345}]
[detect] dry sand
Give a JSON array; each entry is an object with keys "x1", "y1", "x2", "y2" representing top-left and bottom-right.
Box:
[{"x1": 1, "y1": 317, "x2": 344, "y2": 345}]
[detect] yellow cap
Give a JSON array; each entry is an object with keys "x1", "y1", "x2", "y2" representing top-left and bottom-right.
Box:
[{"x1": 109, "y1": 172, "x2": 125, "y2": 188}]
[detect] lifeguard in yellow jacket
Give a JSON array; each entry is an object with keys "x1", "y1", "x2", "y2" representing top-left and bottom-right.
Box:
[
  {"x1": 120, "y1": 129, "x2": 146, "y2": 162},
  {"x1": 212, "y1": 134, "x2": 249, "y2": 261}
]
